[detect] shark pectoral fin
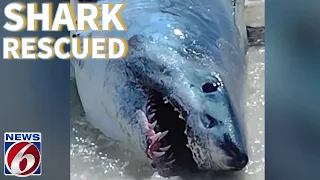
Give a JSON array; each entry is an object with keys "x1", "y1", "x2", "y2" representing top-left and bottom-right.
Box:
[{"x1": 246, "y1": 25, "x2": 265, "y2": 46}]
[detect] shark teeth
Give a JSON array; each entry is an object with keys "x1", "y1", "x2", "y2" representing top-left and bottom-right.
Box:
[
  {"x1": 147, "y1": 91, "x2": 185, "y2": 168},
  {"x1": 165, "y1": 159, "x2": 176, "y2": 165},
  {"x1": 149, "y1": 121, "x2": 157, "y2": 130},
  {"x1": 150, "y1": 130, "x2": 169, "y2": 144},
  {"x1": 159, "y1": 145, "x2": 171, "y2": 152},
  {"x1": 148, "y1": 113, "x2": 155, "y2": 119},
  {"x1": 167, "y1": 152, "x2": 174, "y2": 160},
  {"x1": 162, "y1": 96, "x2": 184, "y2": 117},
  {"x1": 153, "y1": 151, "x2": 165, "y2": 158},
  {"x1": 147, "y1": 130, "x2": 171, "y2": 160},
  {"x1": 148, "y1": 108, "x2": 157, "y2": 114},
  {"x1": 163, "y1": 96, "x2": 171, "y2": 104},
  {"x1": 184, "y1": 124, "x2": 188, "y2": 135}
]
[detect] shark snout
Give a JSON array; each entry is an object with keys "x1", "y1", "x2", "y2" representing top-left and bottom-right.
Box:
[
  {"x1": 229, "y1": 150, "x2": 248, "y2": 170},
  {"x1": 221, "y1": 134, "x2": 248, "y2": 170}
]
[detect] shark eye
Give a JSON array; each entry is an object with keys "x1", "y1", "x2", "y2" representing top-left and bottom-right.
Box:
[{"x1": 202, "y1": 82, "x2": 219, "y2": 93}]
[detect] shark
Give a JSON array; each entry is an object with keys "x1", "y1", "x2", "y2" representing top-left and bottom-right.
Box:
[{"x1": 72, "y1": 0, "x2": 264, "y2": 172}]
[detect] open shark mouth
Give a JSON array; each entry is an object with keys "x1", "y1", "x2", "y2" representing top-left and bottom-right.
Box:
[{"x1": 145, "y1": 90, "x2": 198, "y2": 170}]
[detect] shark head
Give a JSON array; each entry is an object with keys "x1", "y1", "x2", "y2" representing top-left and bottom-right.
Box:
[
  {"x1": 72, "y1": 0, "x2": 249, "y2": 173},
  {"x1": 116, "y1": 35, "x2": 248, "y2": 172}
]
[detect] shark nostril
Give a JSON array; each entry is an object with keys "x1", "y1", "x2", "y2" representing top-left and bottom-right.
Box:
[{"x1": 203, "y1": 115, "x2": 217, "y2": 128}]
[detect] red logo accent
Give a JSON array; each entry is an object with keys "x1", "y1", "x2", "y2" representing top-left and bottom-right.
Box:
[{"x1": 5, "y1": 142, "x2": 41, "y2": 177}]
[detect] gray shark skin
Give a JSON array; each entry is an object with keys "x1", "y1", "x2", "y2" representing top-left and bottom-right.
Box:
[{"x1": 72, "y1": 0, "x2": 249, "y2": 172}]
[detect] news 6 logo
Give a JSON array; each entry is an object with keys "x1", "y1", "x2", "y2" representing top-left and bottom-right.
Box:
[{"x1": 4, "y1": 132, "x2": 41, "y2": 177}]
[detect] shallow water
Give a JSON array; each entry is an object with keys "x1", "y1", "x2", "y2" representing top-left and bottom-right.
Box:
[{"x1": 70, "y1": 1, "x2": 265, "y2": 180}]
